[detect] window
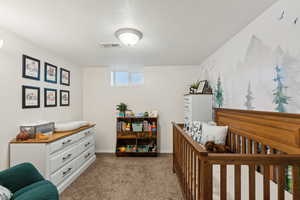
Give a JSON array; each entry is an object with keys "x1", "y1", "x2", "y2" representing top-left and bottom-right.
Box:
[{"x1": 111, "y1": 71, "x2": 144, "y2": 86}]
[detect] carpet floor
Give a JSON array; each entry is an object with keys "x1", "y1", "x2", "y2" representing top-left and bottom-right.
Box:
[{"x1": 60, "y1": 154, "x2": 183, "y2": 200}]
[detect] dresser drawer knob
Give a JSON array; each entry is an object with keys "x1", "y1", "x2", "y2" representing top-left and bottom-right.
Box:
[
  {"x1": 62, "y1": 168, "x2": 72, "y2": 176},
  {"x1": 84, "y1": 153, "x2": 91, "y2": 159},
  {"x1": 62, "y1": 154, "x2": 72, "y2": 161},
  {"x1": 84, "y1": 142, "x2": 90, "y2": 147},
  {"x1": 62, "y1": 139, "x2": 72, "y2": 145}
]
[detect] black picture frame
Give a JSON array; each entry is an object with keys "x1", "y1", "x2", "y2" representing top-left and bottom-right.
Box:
[
  {"x1": 44, "y1": 62, "x2": 58, "y2": 84},
  {"x1": 44, "y1": 88, "x2": 57, "y2": 107},
  {"x1": 22, "y1": 55, "x2": 40, "y2": 80},
  {"x1": 197, "y1": 80, "x2": 208, "y2": 94},
  {"x1": 60, "y1": 90, "x2": 70, "y2": 106},
  {"x1": 22, "y1": 85, "x2": 40, "y2": 109},
  {"x1": 60, "y1": 68, "x2": 70, "y2": 86}
]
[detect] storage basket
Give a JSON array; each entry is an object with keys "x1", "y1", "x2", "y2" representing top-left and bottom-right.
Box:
[{"x1": 132, "y1": 123, "x2": 143, "y2": 132}]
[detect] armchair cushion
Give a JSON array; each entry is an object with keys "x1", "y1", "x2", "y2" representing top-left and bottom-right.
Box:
[
  {"x1": 0, "y1": 163, "x2": 44, "y2": 193},
  {"x1": 12, "y1": 180, "x2": 58, "y2": 200}
]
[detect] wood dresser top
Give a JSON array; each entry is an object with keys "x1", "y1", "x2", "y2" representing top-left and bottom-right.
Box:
[{"x1": 10, "y1": 124, "x2": 96, "y2": 144}]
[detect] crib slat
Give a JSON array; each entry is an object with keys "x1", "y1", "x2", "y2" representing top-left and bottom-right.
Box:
[
  {"x1": 193, "y1": 151, "x2": 199, "y2": 200},
  {"x1": 263, "y1": 165, "x2": 270, "y2": 200},
  {"x1": 235, "y1": 165, "x2": 241, "y2": 200},
  {"x1": 262, "y1": 145, "x2": 267, "y2": 154},
  {"x1": 277, "y1": 166, "x2": 285, "y2": 200},
  {"x1": 227, "y1": 132, "x2": 231, "y2": 147},
  {"x1": 198, "y1": 158, "x2": 201, "y2": 200},
  {"x1": 237, "y1": 136, "x2": 241, "y2": 153},
  {"x1": 247, "y1": 139, "x2": 252, "y2": 154},
  {"x1": 242, "y1": 137, "x2": 246, "y2": 154},
  {"x1": 188, "y1": 146, "x2": 191, "y2": 200},
  {"x1": 249, "y1": 164, "x2": 256, "y2": 200},
  {"x1": 231, "y1": 133, "x2": 235, "y2": 152},
  {"x1": 221, "y1": 165, "x2": 227, "y2": 200},
  {"x1": 293, "y1": 166, "x2": 300, "y2": 200},
  {"x1": 254, "y1": 141, "x2": 258, "y2": 154},
  {"x1": 184, "y1": 141, "x2": 188, "y2": 199},
  {"x1": 233, "y1": 134, "x2": 236, "y2": 153},
  {"x1": 202, "y1": 162, "x2": 212, "y2": 200}
]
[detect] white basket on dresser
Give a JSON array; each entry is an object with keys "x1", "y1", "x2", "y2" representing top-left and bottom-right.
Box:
[{"x1": 10, "y1": 125, "x2": 96, "y2": 193}]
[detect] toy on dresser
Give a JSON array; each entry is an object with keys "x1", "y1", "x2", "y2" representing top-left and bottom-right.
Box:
[{"x1": 18, "y1": 121, "x2": 54, "y2": 140}]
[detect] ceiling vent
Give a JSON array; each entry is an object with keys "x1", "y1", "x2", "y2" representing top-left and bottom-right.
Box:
[{"x1": 100, "y1": 43, "x2": 121, "y2": 48}]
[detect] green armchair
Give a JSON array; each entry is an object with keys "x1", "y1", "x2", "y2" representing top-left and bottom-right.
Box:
[{"x1": 0, "y1": 163, "x2": 59, "y2": 200}]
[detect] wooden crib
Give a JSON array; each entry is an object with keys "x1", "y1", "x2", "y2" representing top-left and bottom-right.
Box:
[{"x1": 172, "y1": 108, "x2": 300, "y2": 200}]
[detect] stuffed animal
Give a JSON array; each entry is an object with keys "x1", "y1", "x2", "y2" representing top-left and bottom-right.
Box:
[{"x1": 205, "y1": 141, "x2": 231, "y2": 153}]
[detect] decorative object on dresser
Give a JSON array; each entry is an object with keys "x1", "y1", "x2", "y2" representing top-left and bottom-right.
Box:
[
  {"x1": 10, "y1": 124, "x2": 96, "y2": 193},
  {"x1": 60, "y1": 68, "x2": 70, "y2": 86},
  {"x1": 116, "y1": 116, "x2": 158, "y2": 156},
  {"x1": 44, "y1": 62, "x2": 58, "y2": 84},
  {"x1": 183, "y1": 94, "x2": 213, "y2": 131},
  {"x1": 22, "y1": 85, "x2": 40, "y2": 109},
  {"x1": 44, "y1": 88, "x2": 57, "y2": 107},
  {"x1": 22, "y1": 55, "x2": 40, "y2": 81},
  {"x1": 189, "y1": 80, "x2": 211, "y2": 94},
  {"x1": 189, "y1": 80, "x2": 200, "y2": 94},
  {"x1": 60, "y1": 90, "x2": 70, "y2": 106},
  {"x1": 20, "y1": 121, "x2": 55, "y2": 139}
]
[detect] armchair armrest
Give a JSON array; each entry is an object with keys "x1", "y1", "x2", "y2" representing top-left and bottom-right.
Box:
[{"x1": 0, "y1": 163, "x2": 44, "y2": 193}]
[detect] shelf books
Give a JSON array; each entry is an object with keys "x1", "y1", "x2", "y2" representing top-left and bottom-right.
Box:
[{"x1": 117, "y1": 120, "x2": 157, "y2": 133}]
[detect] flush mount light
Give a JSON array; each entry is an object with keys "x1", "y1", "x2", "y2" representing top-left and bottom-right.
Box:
[{"x1": 115, "y1": 28, "x2": 143, "y2": 46}]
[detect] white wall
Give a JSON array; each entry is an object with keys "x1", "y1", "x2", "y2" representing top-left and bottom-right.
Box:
[
  {"x1": 0, "y1": 29, "x2": 83, "y2": 170},
  {"x1": 83, "y1": 66, "x2": 199, "y2": 153},
  {"x1": 199, "y1": 0, "x2": 300, "y2": 113}
]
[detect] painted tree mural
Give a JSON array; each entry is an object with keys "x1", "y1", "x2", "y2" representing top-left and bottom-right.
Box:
[
  {"x1": 273, "y1": 65, "x2": 290, "y2": 112},
  {"x1": 214, "y1": 76, "x2": 224, "y2": 108},
  {"x1": 244, "y1": 81, "x2": 255, "y2": 110}
]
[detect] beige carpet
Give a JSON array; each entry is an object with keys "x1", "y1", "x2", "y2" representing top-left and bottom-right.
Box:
[{"x1": 60, "y1": 154, "x2": 183, "y2": 200}]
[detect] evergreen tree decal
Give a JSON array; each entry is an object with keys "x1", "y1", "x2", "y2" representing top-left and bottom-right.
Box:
[
  {"x1": 273, "y1": 65, "x2": 290, "y2": 112},
  {"x1": 244, "y1": 81, "x2": 255, "y2": 110},
  {"x1": 215, "y1": 76, "x2": 224, "y2": 108}
]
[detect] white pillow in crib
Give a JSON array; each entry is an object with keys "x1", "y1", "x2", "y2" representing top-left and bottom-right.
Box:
[
  {"x1": 0, "y1": 185, "x2": 12, "y2": 200},
  {"x1": 200, "y1": 123, "x2": 228, "y2": 145}
]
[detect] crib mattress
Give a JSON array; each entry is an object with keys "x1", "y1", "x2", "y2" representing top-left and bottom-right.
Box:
[{"x1": 212, "y1": 165, "x2": 292, "y2": 200}]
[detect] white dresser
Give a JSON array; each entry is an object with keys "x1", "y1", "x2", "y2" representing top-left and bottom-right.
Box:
[
  {"x1": 184, "y1": 94, "x2": 213, "y2": 125},
  {"x1": 10, "y1": 126, "x2": 96, "y2": 193}
]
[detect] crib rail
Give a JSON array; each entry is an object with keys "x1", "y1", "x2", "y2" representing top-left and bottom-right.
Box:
[{"x1": 172, "y1": 122, "x2": 300, "y2": 200}]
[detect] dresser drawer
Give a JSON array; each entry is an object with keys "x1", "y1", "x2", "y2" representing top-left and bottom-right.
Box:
[
  {"x1": 49, "y1": 134, "x2": 79, "y2": 154},
  {"x1": 50, "y1": 157, "x2": 77, "y2": 186},
  {"x1": 49, "y1": 145, "x2": 79, "y2": 174},
  {"x1": 78, "y1": 136, "x2": 94, "y2": 154},
  {"x1": 76, "y1": 146, "x2": 95, "y2": 169}
]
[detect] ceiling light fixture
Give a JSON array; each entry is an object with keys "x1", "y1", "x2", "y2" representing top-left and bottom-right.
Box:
[{"x1": 115, "y1": 28, "x2": 143, "y2": 46}]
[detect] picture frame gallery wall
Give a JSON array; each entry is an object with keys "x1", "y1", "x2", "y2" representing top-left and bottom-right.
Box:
[{"x1": 21, "y1": 54, "x2": 70, "y2": 109}]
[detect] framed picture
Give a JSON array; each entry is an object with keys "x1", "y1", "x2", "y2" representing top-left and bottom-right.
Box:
[
  {"x1": 60, "y1": 90, "x2": 70, "y2": 106},
  {"x1": 60, "y1": 68, "x2": 70, "y2": 86},
  {"x1": 22, "y1": 55, "x2": 40, "y2": 80},
  {"x1": 197, "y1": 80, "x2": 208, "y2": 94},
  {"x1": 44, "y1": 88, "x2": 57, "y2": 107},
  {"x1": 44, "y1": 63, "x2": 57, "y2": 83},
  {"x1": 22, "y1": 86, "x2": 40, "y2": 109}
]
